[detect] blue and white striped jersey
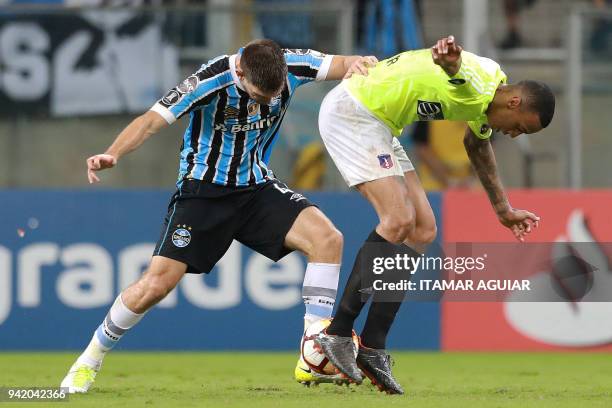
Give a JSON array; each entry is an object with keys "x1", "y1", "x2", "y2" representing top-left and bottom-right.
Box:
[{"x1": 151, "y1": 49, "x2": 333, "y2": 187}]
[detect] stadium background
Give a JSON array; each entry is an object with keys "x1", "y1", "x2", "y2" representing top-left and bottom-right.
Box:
[{"x1": 1, "y1": 0, "x2": 611, "y2": 355}]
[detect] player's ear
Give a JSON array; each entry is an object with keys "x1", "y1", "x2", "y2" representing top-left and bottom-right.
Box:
[
  {"x1": 235, "y1": 58, "x2": 245, "y2": 79},
  {"x1": 507, "y1": 95, "x2": 522, "y2": 110}
]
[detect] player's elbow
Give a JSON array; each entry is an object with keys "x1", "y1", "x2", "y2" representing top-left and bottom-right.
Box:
[
  {"x1": 131, "y1": 113, "x2": 152, "y2": 135},
  {"x1": 138, "y1": 111, "x2": 167, "y2": 136},
  {"x1": 463, "y1": 132, "x2": 474, "y2": 150},
  {"x1": 463, "y1": 130, "x2": 481, "y2": 154}
]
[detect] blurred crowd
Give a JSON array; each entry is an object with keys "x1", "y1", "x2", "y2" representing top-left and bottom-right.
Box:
[
  {"x1": 500, "y1": 0, "x2": 612, "y2": 54},
  {"x1": 3, "y1": 0, "x2": 610, "y2": 191}
]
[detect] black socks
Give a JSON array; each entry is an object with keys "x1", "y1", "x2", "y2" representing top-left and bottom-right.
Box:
[
  {"x1": 328, "y1": 228, "x2": 418, "y2": 350},
  {"x1": 360, "y1": 300, "x2": 403, "y2": 349},
  {"x1": 326, "y1": 230, "x2": 386, "y2": 337}
]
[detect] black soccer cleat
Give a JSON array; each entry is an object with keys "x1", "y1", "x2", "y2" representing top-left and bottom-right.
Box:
[
  {"x1": 314, "y1": 332, "x2": 362, "y2": 384},
  {"x1": 357, "y1": 346, "x2": 404, "y2": 395}
]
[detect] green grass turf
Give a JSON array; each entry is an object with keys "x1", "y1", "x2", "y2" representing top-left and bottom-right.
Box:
[{"x1": 0, "y1": 352, "x2": 611, "y2": 408}]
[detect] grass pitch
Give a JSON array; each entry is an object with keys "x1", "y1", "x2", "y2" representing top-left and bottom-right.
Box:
[{"x1": 1, "y1": 352, "x2": 611, "y2": 407}]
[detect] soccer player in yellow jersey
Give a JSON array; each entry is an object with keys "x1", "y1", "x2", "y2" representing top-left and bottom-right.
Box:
[{"x1": 315, "y1": 36, "x2": 555, "y2": 393}]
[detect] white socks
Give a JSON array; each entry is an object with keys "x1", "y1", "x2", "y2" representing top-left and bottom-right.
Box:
[
  {"x1": 77, "y1": 294, "x2": 145, "y2": 369},
  {"x1": 302, "y1": 263, "x2": 340, "y2": 330},
  {"x1": 75, "y1": 264, "x2": 341, "y2": 367}
]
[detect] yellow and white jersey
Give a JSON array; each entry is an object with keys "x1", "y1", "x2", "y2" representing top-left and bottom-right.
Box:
[{"x1": 344, "y1": 49, "x2": 507, "y2": 139}]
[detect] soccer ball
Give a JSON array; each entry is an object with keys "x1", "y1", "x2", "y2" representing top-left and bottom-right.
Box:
[{"x1": 301, "y1": 318, "x2": 359, "y2": 375}]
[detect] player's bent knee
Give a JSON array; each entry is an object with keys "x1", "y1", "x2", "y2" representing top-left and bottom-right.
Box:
[
  {"x1": 304, "y1": 226, "x2": 343, "y2": 261},
  {"x1": 137, "y1": 264, "x2": 183, "y2": 306},
  {"x1": 318, "y1": 227, "x2": 343, "y2": 253},
  {"x1": 143, "y1": 278, "x2": 173, "y2": 304},
  {"x1": 415, "y1": 224, "x2": 437, "y2": 245},
  {"x1": 379, "y1": 213, "x2": 415, "y2": 244}
]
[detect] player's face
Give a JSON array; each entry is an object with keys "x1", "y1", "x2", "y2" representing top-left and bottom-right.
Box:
[
  {"x1": 490, "y1": 108, "x2": 542, "y2": 138},
  {"x1": 241, "y1": 78, "x2": 282, "y2": 105}
]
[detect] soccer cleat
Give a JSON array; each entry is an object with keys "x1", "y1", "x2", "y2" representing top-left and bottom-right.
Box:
[
  {"x1": 356, "y1": 346, "x2": 404, "y2": 395},
  {"x1": 60, "y1": 362, "x2": 99, "y2": 393},
  {"x1": 314, "y1": 331, "x2": 362, "y2": 384},
  {"x1": 294, "y1": 356, "x2": 351, "y2": 386}
]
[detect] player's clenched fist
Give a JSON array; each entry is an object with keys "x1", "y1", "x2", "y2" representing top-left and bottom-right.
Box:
[
  {"x1": 344, "y1": 56, "x2": 378, "y2": 79},
  {"x1": 86, "y1": 154, "x2": 117, "y2": 184},
  {"x1": 431, "y1": 35, "x2": 463, "y2": 76}
]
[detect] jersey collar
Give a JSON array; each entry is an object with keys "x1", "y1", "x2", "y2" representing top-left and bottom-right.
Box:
[{"x1": 229, "y1": 50, "x2": 245, "y2": 91}]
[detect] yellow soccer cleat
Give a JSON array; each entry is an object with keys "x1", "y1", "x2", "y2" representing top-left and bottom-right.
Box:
[
  {"x1": 60, "y1": 362, "x2": 98, "y2": 393},
  {"x1": 294, "y1": 356, "x2": 350, "y2": 387}
]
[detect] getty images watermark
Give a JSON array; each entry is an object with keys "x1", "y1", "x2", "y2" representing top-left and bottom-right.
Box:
[
  {"x1": 359, "y1": 241, "x2": 607, "y2": 302},
  {"x1": 370, "y1": 252, "x2": 530, "y2": 291}
]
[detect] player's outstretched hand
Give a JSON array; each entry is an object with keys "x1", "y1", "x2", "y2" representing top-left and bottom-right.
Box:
[
  {"x1": 497, "y1": 208, "x2": 540, "y2": 242},
  {"x1": 431, "y1": 35, "x2": 463, "y2": 76},
  {"x1": 86, "y1": 154, "x2": 117, "y2": 184},
  {"x1": 344, "y1": 56, "x2": 378, "y2": 79}
]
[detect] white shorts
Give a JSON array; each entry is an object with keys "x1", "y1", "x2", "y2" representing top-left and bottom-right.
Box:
[{"x1": 318, "y1": 82, "x2": 414, "y2": 187}]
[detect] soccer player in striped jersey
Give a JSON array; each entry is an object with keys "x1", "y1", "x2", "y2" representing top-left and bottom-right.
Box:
[
  {"x1": 60, "y1": 39, "x2": 377, "y2": 393},
  {"x1": 315, "y1": 36, "x2": 555, "y2": 393}
]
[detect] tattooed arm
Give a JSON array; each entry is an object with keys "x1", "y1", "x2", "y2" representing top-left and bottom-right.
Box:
[
  {"x1": 463, "y1": 128, "x2": 540, "y2": 241},
  {"x1": 463, "y1": 129, "x2": 510, "y2": 213}
]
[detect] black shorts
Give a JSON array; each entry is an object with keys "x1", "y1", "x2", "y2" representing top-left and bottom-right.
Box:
[{"x1": 153, "y1": 178, "x2": 315, "y2": 274}]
